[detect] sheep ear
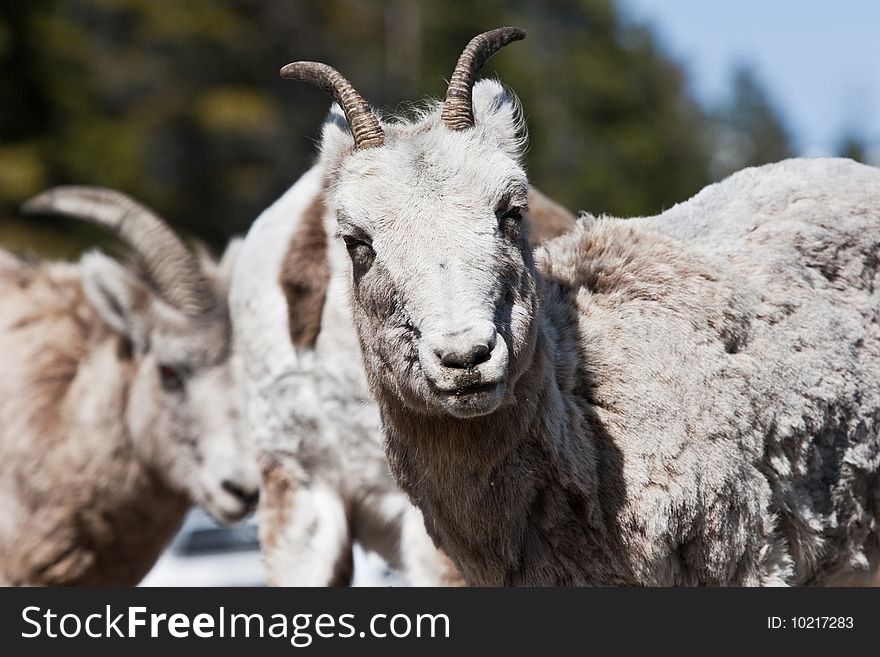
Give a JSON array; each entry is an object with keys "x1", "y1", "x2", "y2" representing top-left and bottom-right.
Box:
[
  {"x1": 472, "y1": 79, "x2": 526, "y2": 160},
  {"x1": 194, "y1": 238, "x2": 241, "y2": 299},
  {"x1": 318, "y1": 103, "x2": 356, "y2": 169},
  {"x1": 80, "y1": 251, "x2": 152, "y2": 352}
]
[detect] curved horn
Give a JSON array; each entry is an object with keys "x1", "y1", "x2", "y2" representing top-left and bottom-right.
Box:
[
  {"x1": 441, "y1": 27, "x2": 526, "y2": 131},
  {"x1": 280, "y1": 61, "x2": 384, "y2": 150},
  {"x1": 22, "y1": 186, "x2": 216, "y2": 316}
]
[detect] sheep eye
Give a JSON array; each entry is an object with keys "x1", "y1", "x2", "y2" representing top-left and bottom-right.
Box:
[
  {"x1": 342, "y1": 235, "x2": 375, "y2": 273},
  {"x1": 158, "y1": 364, "x2": 184, "y2": 393},
  {"x1": 497, "y1": 204, "x2": 525, "y2": 239},
  {"x1": 498, "y1": 205, "x2": 524, "y2": 222},
  {"x1": 342, "y1": 234, "x2": 372, "y2": 251}
]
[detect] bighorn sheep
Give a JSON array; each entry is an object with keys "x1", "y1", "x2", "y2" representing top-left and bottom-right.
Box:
[
  {"x1": 230, "y1": 163, "x2": 575, "y2": 585},
  {"x1": 281, "y1": 27, "x2": 880, "y2": 586},
  {"x1": 0, "y1": 187, "x2": 259, "y2": 586}
]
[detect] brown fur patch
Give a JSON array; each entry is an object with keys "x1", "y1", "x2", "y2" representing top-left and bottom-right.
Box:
[
  {"x1": 527, "y1": 187, "x2": 577, "y2": 245},
  {"x1": 258, "y1": 454, "x2": 294, "y2": 565},
  {"x1": 280, "y1": 194, "x2": 329, "y2": 349},
  {"x1": 0, "y1": 264, "x2": 102, "y2": 444},
  {"x1": 437, "y1": 552, "x2": 467, "y2": 586}
]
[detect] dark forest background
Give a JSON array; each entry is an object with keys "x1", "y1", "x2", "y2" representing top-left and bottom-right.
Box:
[{"x1": 0, "y1": 0, "x2": 864, "y2": 258}]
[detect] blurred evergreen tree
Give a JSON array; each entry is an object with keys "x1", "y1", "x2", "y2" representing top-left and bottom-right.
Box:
[
  {"x1": 706, "y1": 66, "x2": 792, "y2": 180},
  {"x1": 0, "y1": 0, "x2": 798, "y2": 256},
  {"x1": 836, "y1": 132, "x2": 869, "y2": 163},
  {"x1": 416, "y1": 0, "x2": 714, "y2": 217}
]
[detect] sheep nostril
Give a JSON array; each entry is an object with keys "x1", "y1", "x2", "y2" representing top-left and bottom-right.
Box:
[
  {"x1": 221, "y1": 480, "x2": 259, "y2": 507},
  {"x1": 440, "y1": 342, "x2": 492, "y2": 369},
  {"x1": 471, "y1": 342, "x2": 491, "y2": 365}
]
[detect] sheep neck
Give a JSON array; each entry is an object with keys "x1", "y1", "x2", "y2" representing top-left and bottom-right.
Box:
[{"x1": 378, "y1": 286, "x2": 615, "y2": 585}]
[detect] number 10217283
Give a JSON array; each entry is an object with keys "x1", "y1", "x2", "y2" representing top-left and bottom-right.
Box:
[{"x1": 768, "y1": 616, "x2": 854, "y2": 629}]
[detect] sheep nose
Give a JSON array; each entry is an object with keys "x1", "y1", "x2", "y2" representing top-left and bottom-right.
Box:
[
  {"x1": 440, "y1": 342, "x2": 491, "y2": 368},
  {"x1": 434, "y1": 323, "x2": 497, "y2": 369},
  {"x1": 222, "y1": 479, "x2": 259, "y2": 508}
]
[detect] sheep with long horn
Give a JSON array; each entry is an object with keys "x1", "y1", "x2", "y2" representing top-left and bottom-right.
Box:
[
  {"x1": 0, "y1": 187, "x2": 259, "y2": 585},
  {"x1": 280, "y1": 27, "x2": 880, "y2": 586}
]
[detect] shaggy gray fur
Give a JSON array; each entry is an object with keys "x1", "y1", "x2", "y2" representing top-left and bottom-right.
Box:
[
  {"x1": 361, "y1": 157, "x2": 880, "y2": 586},
  {"x1": 294, "y1": 53, "x2": 879, "y2": 584}
]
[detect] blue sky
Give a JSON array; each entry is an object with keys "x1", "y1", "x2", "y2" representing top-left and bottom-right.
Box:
[{"x1": 619, "y1": 0, "x2": 880, "y2": 162}]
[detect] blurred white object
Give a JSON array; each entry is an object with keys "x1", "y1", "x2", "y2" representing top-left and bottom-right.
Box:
[
  {"x1": 141, "y1": 509, "x2": 404, "y2": 587},
  {"x1": 351, "y1": 545, "x2": 407, "y2": 587},
  {"x1": 140, "y1": 509, "x2": 265, "y2": 587}
]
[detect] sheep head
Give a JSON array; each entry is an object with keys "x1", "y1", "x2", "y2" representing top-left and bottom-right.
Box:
[
  {"x1": 282, "y1": 27, "x2": 539, "y2": 419},
  {"x1": 22, "y1": 187, "x2": 259, "y2": 523}
]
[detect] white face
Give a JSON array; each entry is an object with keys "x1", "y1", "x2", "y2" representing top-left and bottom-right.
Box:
[
  {"x1": 82, "y1": 252, "x2": 260, "y2": 524},
  {"x1": 128, "y1": 333, "x2": 259, "y2": 525},
  {"x1": 323, "y1": 81, "x2": 539, "y2": 419}
]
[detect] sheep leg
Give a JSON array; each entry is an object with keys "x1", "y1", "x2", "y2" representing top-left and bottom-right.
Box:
[
  {"x1": 398, "y1": 505, "x2": 465, "y2": 586},
  {"x1": 259, "y1": 458, "x2": 352, "y2": 586},
  {"x1": 352, "y1": 492, "x2": 464, "y2": 586}
]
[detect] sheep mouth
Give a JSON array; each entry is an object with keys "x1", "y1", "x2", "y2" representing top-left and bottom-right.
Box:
[
  {"x1": 417, "y1": 334, "x2": 511, "y2": 417},
  {"x1": 202, "y1": 489, "x2": 258, "y2": 526},
  {"x1": 425, "y1": 376, "x2": 508, "y2": 418},
  {"x1": 432, "y1": 380, "x2": 501, "y2": 397}
]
